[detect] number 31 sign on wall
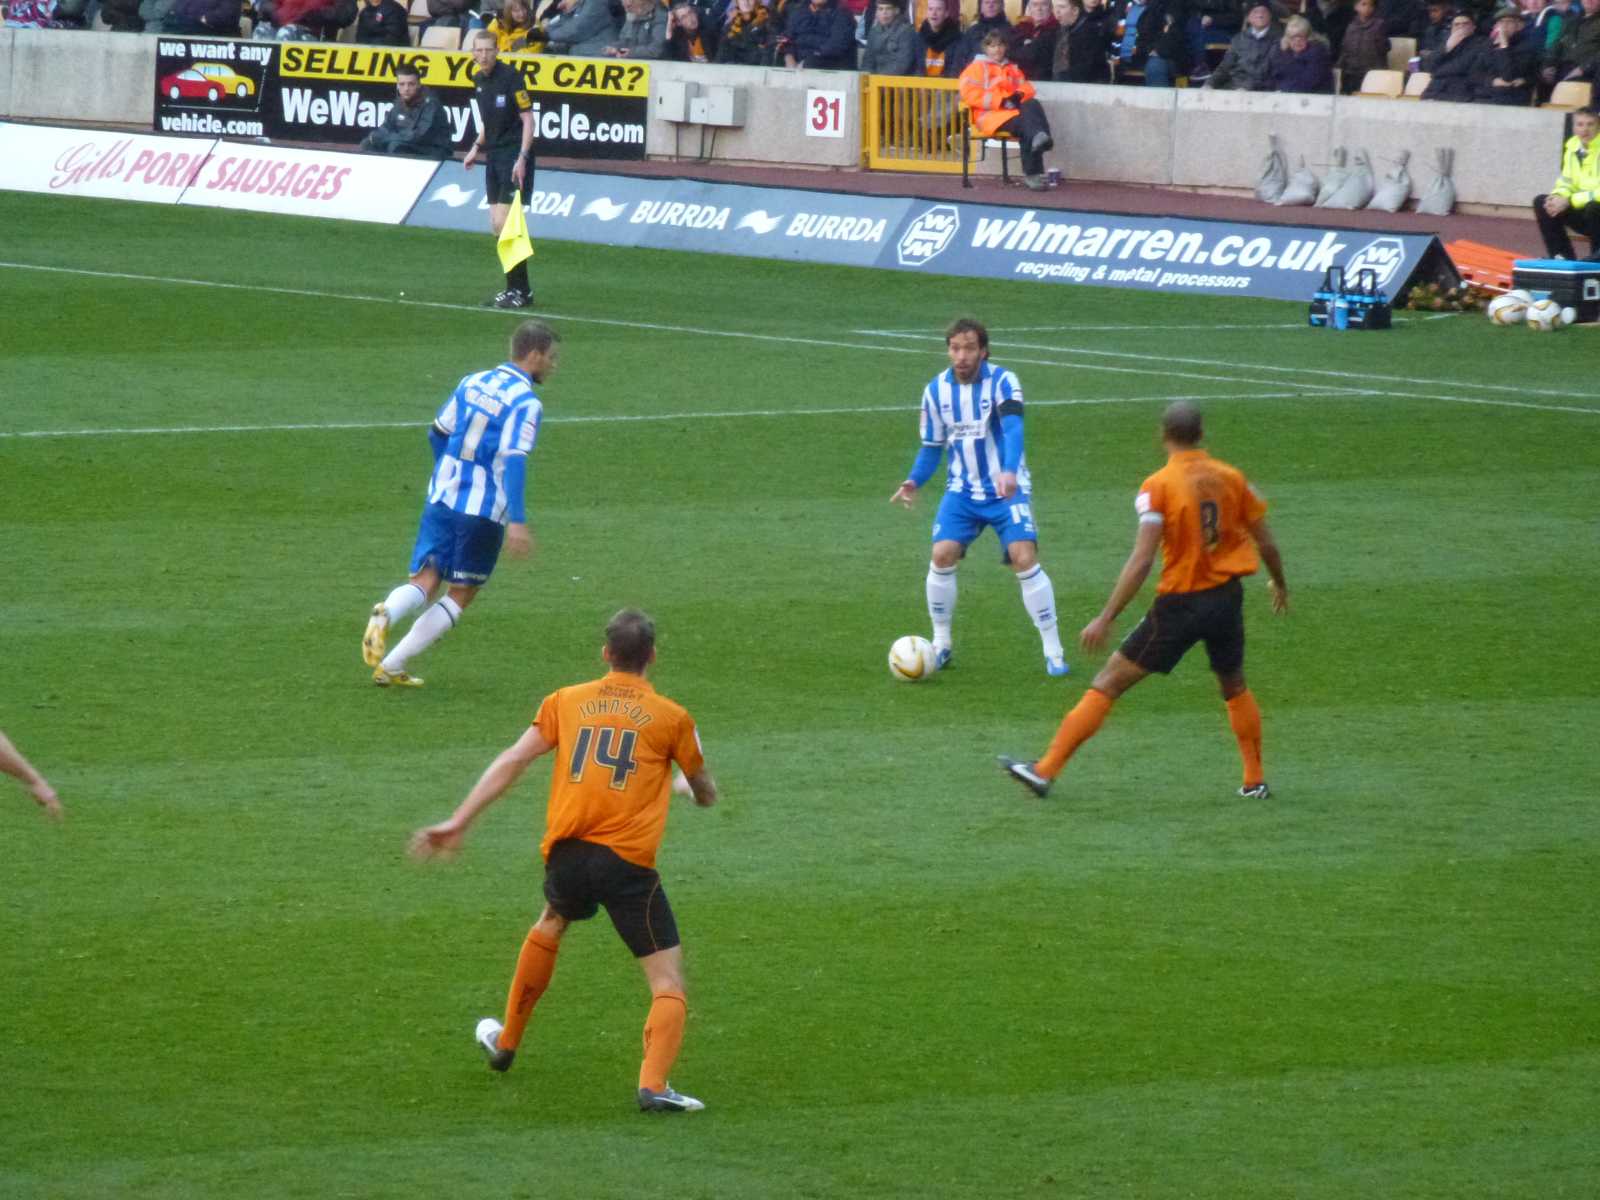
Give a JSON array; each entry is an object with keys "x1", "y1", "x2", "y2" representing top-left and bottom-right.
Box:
[{"x1": 805, "y1": 89, "x2": 846, "y2": 139}]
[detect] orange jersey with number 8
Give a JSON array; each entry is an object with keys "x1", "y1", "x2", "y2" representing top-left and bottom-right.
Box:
[
  {"x1": 534, "y1": 671, "x2": 705, "y2": 868},
  {"x1": 1136, "y1": 449, "x2": 1267, "y2": 595}
]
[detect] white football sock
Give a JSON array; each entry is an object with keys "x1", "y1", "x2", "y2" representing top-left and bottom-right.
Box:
[
  {"x1": 382, "y1": 582, "x2": 428, "y2": 624},
  {"x1": 1016, "y1": 565, "x2": 1064, "y2": 660},
  {"x1": 382, "y1": 595, "x2": 462, "y2": 672},
  {"x1": 926, "y1": 562, "x2": 958, "y2": 649}
]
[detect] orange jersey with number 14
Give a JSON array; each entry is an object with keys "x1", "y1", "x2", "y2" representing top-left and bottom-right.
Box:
[
  {"x1": 1136, "y1": 449, "x2": 1267, "y2": 595},
  {"x1": 534, "y1": 671, "x2": 705, "y2": 869}
]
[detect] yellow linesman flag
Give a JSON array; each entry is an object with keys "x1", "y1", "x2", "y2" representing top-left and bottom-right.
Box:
[{"x1": 497, "y1": 189, "x2": 535, "y2": 273}]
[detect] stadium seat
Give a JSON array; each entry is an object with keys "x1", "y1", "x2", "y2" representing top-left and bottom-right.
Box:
[
  {"x1": 421, "y1": 24, "x2": 461, "y2": 48},
  {"x1": 1387, "y1": 36, "x2": 1416, "y2": 72},
  {"x1": 1355, "y1": 69, "x2": 1404, "y2": 99},
  {"x1": 1544, "y1": 80, "x2": 1594, "y2": 110},
  {"x1": 1402, "y1": 71, "x2": 1429, "y2": 99},
  {"x1": 960, "y1": 106, "x2": 1017, "y2": 189}
]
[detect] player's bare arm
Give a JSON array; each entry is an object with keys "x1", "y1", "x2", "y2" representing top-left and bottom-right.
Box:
[
  {"x1": 409, "y1": 724, "x2": 554, "y2": 859},
  {"x1": 506, "y1": 522, "x2": 534, "y2": 558},
  {"x1": 685, "y1": 770, "x2": 718, "y2": 808},
  {"x1": 890, "y1": 481, "x2": 919, "y2": 508},
  {"x1": 1081, "y1": 520, "x2": 1162, "y2": 652},
  {"x1": 511, "y1": 109, "x2": 535, "y2": 189},
  {"x1": 1249, "y1": 518, "x2": 1289, "y2": 614},
  {"x1": 0, "y1": 729, "x2": 61, "y2": 821}
]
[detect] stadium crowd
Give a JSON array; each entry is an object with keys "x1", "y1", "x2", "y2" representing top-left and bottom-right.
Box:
[{"x1": 6, "y1": 0, "x2": 1598, "y2": 102}]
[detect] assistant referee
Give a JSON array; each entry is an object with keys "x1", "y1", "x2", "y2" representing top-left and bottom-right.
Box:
[{"x1": 463, "y1": 29, "x2": 536, "y2": 310}]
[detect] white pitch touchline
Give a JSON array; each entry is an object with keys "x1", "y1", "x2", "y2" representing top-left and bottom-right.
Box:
[
  {"x1": 0, "y1": 391, "x2": 1351, "y2": 440},
  {"x1": 2, "y1": 261, "x2": 1590, "y2": 414},
  {"x1": 863, "y1": 330, "x2": 1595, "y2": 403},
  {"x1": 862, "y1": 322, "x2": 1315, "y2": 335}
]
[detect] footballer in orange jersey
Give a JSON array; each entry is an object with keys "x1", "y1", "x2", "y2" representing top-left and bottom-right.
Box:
[
  {"x1": 410, "y1": 609, "x2": 718, "y2": 1113},
  {"x1": 1000, "y1": 402, "x2": 1289, "y2": 800}
]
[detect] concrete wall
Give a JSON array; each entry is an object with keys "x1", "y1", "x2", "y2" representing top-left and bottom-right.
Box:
[
  {"x1": 646, "y1": 60, "x2": 861, "y2": 169},
  {"x1": 4, "y1": 27, "x2": 154, "y2": 125},
  {"x1": 0, "y1": 29, "x2": 1566, "y2": 208}
]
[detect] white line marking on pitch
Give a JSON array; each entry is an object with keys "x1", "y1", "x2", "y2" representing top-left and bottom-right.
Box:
[
  {"x1": 0, "y1": 392, "x2": 1350, "y2": 440},
  {"x1": 2, "y1": 262, "x2": 1592, "y2": 416}
]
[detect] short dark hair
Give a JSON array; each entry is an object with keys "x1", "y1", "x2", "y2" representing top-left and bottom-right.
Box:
[
  {"x1": 1162, "y1": 401, "x2": 1203, "y2": 446},
  {"x1": 981, "y1": 28, "x2": 1008, "y2": 47},
  {"x1": 510, "y1": 320, "x2": 559, "y2": 361},
  {"x1": 605, "y1": 608, "x2": 656, "y2": 673},
  {"x1": 945, "y1": 317, "x2": 989, "y2": 349},
  {"x1": 1577, "y1": 106, "x2": 1600, "y2": 121},
  {"x1": 395, "y1": 63, "x2": 421, "y2": 81}
]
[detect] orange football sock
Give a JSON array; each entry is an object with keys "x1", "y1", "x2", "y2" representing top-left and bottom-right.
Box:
[
  {"x1": 638, "y1": 991, "x2": 687, "y2": 1092},
  {"x1": 1225, "y1": 690, "x2": 1264, "y2": 787},
  {"x1": 1036, "y1": 689, "x2": 1114, "y2": 778},
  {"x1": 498, "y1": 928, "x2": 560, "y2": 1051}
]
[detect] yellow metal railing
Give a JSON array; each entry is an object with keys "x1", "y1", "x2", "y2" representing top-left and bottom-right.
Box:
[{"x1": 862, "y1": 74, "x2": 965, "y2": 175}]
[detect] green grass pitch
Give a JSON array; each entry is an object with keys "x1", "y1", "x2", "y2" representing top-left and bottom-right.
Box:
[{"x1": 2, "y1": 190, "x2": 1596, "y2": 1199}]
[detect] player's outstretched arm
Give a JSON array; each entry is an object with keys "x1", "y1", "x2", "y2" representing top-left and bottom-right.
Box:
[
  {"x1": 0, "y1": 729, "x2": 61, "y2": 822},
  {"x1": 1081, "y1": 521, "x2": 1162, "y2": 652},
  {"x1": 1250, "y1": 518, "x2": 1289, "y2": 615},
  {"x1": 681, "y1": 770, "x2": 717, "y2": 808},
  {"x1": 409, "y1": 725, "x2": 553, "y2": 859}
]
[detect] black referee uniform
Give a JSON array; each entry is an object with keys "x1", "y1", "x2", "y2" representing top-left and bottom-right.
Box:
[{"x1": 473, "y1": 59, "x2": 534, "y2": 306}]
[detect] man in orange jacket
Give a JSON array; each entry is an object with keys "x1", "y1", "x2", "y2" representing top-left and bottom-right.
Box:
[{"x1": 959, "y1": 29, "x2": 1057, "y2": 189}]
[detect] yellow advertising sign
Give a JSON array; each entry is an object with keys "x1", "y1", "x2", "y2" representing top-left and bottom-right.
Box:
[{"x1": 276, "y1": 45, "x2": 649, "y2": 98}]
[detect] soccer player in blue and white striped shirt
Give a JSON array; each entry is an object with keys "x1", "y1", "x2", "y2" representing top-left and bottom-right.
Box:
[
  {"x1": 890, "y1": 318, "x2": 1068, "y2": 676},
  {"x1": 361, "y1": 321, "x2": 559, "y2": 687}
]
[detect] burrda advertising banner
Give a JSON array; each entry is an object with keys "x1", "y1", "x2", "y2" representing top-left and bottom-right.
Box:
[
  {"x1": 409, "y1": 163, "x2": 914, "y2": 268},
  {"x1": 153, "y1": 38, "x2": 648, "y2": 160}
]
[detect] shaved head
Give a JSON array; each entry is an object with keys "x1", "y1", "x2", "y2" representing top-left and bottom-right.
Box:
[{"x1": 1162, "y1": 401, "x2": 1203, "y2": 446}]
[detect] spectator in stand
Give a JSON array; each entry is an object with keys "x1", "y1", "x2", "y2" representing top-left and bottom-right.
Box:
[
  {"x1": 1475, "y1": 4, "x2": 1540, "y2": 98},
  {"x1": 1524, "y1": 0, "x2": 1564, "y2": 59},
  {"x1": 668, "y1": 0, "x2": 721, "y2": 59},
  {"x1": 258, "y1": 0, "x2": 357, "y2": 39},
  {"x1": 716, "y1": 0, "x2": 775, "y2": 62},
  {"x1": 3, "y1": 0, "x2": 64, "y2": 25},
  {"x1": 1337, "y1": 0, "x2": 1389, "y2": 90},
  {"x1": 1113, "y1": 0, "x2": 1149, "y2": 79},
  {"x1": 1422, "y1": 10, "x2": 1486, "y2": 95},
  {"x1": 1053, "y1": 0, "x2": 1113, "y2": 81},
  {"x1": 1011, "y1": 0, "x2": 1062, "y2": 79},
  {"x1": 780, "y1": 0, "x2": 857, "y2": 68},
  {"x1": 426, "y1": 0, "x2": 474, "y2": 29},
  {"x1": 1543, "y1": 0, "x2": 1600, "y2": 86},
  {"x1": 959, "y1": 28, "x2": 1057, "y2": 189},
  {"x1": 1306, "y1": 0, "x2": 1354, "y2": 62},
  {"x1": 861, "y1": 0, "x2": 919, "y2": 72},
  {"x1": 1196, "y1": 0, "x2": 1241, "y2": 61},
  {"x1": 1270, "y1": 14, "x2": 1334, "y2": 89},
  {"x1": 1379, "y1": 0, "x2": 1425, "y2": 37},
  {"x1": 604, "y1": 0, "x2": 671, "y2": 55},
  {"x1": 544, "y1": 0, "x2": 621, "y2": 53},
  {"x1": 949, "y1": 0, "x2": 1013, "y2": 77},
  {"x1": 138, "y1": 0, "x2": 177, "y2": 30},
  {"x1": 101, "y1": 0, "x2": 144, "y2": 28},
  {"x1": 918, "y1": 0, "x2": 964, "y2": 76},
  {"x1": 354, "y1": 0, "x2": 410, "y2": 43},
  {"x1": 361, "y1": 63, "x2": 455, "y2": 156},
  {"x1": 1136, "y1": 0, "x2": 1191, "y2": 85},
  {"x1": 1206, "y1": 0, "x2": 1282, "y2": 89},
  {"x1": 1416, "y1": 0, "x2": 1456, "y2": 64},
  {"x1": 487, "y1": 0, "x2": 541, "y2": 49},
  {"x1": 160, "y1": 0, "x2": 242, "y2": 31},
  {"x1": 1534, "y1": 106, "x2": 1600, "y2": 258}
]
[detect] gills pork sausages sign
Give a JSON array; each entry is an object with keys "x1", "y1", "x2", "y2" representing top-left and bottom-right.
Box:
[{"x1": 153, "y1": 38, "x2": 648, "y2": 160}]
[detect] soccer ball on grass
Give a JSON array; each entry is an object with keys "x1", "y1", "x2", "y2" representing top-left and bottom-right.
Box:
[{"x1": 887, "y1": 635, "x2": 936, "y2": 681}]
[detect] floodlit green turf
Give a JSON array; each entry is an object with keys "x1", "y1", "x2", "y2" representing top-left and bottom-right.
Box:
[{"x1": 2, "y1": 191, "x2": 1597, "y2": 1199}]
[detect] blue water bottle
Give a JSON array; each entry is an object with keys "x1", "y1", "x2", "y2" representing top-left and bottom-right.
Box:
[{"x1": 1332, "y1": 294, "x2": 1349, "y2": 331}]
